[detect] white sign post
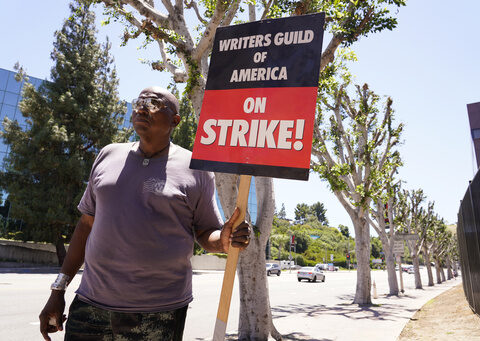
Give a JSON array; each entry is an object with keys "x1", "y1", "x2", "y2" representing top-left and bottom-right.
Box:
[{"x1": 393, "y1": 241, "x2": 405, "y2": 293}]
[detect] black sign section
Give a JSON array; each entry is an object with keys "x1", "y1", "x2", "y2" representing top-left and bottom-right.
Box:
[{"x1": 206, "y1": 13, "x2": 325, "y2": 90}]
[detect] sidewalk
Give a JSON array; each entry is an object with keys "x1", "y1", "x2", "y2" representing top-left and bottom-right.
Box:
[{"x1": 259, "y1": 275, "x2": 460, "y2": 341}]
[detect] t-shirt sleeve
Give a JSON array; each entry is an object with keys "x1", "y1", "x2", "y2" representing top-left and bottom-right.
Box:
[
  {"x1": 78, "y1": 179, "x2": 95, "y2": 216},
  {"x1": 192, "y1": 171, "x2": 224, "y2": 231},
  {"x1": 77, "y1": 148, "x2": 107, "y2": 216}
]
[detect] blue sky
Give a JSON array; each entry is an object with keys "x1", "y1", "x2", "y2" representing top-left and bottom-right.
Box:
[{"x1": 1, "y1": 1, "x2": 478, "y2": 233}]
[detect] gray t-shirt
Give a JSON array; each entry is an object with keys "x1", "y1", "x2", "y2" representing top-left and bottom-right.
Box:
[{"x1": 76, "y1": 142, "x2": 223, "y2": 312}]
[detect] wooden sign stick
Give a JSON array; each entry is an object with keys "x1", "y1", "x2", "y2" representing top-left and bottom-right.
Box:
[{"x1": 213, "y1": 174, "x2": 252, "y2": 341}]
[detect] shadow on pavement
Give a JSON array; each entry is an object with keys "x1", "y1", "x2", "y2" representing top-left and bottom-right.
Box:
[
  {"x1": 221, "y1": 332, "x2": 333, "y2": 341},
  {"x1": 271, "y1": 301, "x2": 417, "y2": 322}
]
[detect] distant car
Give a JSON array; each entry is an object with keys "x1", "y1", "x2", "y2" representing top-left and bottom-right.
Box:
[
  {"x1": 266, "y1": 263, "x2": 281, "y2": 276},
  {"x1": 297, "y1": 266, "x2": 325, "y2": 282},
  {"x1": 315, "y1": 263, "x2": 328, "y2": 271},
  {"x1": 407, "y1": 267, "x2": 415, "y2": 274}
]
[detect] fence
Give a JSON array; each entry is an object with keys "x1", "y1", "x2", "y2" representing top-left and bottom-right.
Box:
[{"x1": 457, "y1": 170, "x2": 480, "y2": 316}]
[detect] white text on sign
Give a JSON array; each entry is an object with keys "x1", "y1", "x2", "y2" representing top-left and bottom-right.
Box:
[
  {"x1": 200, "y1": 119, "x2": 305, "y2": 151},
  {"x1": 219, "y1": 30, "x2": 315, "y2": 51}
]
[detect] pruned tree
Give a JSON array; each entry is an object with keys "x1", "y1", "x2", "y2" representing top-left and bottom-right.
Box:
[
  {"x1": 368, "y1": 181, "x2": 402, "y2": 295},
  {"x1": 0, "y1": 2, "x2": 130, "y2": 265},
  {"x1": 86, "y1": 0, "x2": 406, "y2": 335},
  {"x1": 430, "y1": 218, "x2": 449, "y2": 284},
  {"x1": 397, "y1": 189, "x2": 429, "y2": 289},
  {"x1": 313, "y1": 78, "x2": 403, "y2": 304}
]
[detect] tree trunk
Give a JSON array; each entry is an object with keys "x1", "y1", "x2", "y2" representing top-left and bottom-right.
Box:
[
  {"x1": 385, "y1": 249, "x2": 399, "y2": 295},
  {"x1": 238, "y1": 177, "x2": 282, "y2": 341},
  {"x1": 440, "y1": 263, "x2": 446, "y2": 282},
  {"x1": 446, "y1": 257, "x2": 453, "y2": 280},
  {"x1": 435, "y1": 260, "x2": 442, "y2": 284},
  {"x1": 352, "y1": 217, "x2": 371, "y2": 305},
  {"x1": 55, "y1": 234, "x2": 66, "y2": 267},
  {"x1": 379, "y1": 235, "x2": 398, "y2": 296},
  {"x1": 215, "y1": 174, "x2": 281, "y2": 340},
  {"x1": 423, "y1": 245, "x2": 434, "y2": 286},
  {"x1": 412, "y1": 252, "x2": 422, "y2": 289}
]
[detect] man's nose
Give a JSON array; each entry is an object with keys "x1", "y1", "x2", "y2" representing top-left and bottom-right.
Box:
[{"x1": 135, "y1": 107, "x2": 149, "y2": 116}]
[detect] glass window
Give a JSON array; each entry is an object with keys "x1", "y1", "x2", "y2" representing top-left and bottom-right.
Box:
[
  {"x1": 0, "y1": 90, "x2": 5, "y2": 104},
  {"x1": 1, "y1": 104, "x2": 16, "y2": 120},
  {"x1": 32, "y1": 78, "x2": 44, "y2": 89},
  {"x1": 472, "y1": 129, "x2": 480, "y2": 139},
  {"x1": 6, "y1": 72, "x2": 22, "y2": 94},
  {"x1": 3, "y1": 91, "x2": 18, "y2": 106},
  {"x1": 0, "y1": 69, "x2": 9, "y2": 90},
  {"x1": 14, "y1": 109, "x2": 26, "y2": 126}
]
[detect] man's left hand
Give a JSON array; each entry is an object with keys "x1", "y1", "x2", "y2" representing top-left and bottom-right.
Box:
[{"x1": 221, "y1": 207, "x2": 252, "y2": 252}]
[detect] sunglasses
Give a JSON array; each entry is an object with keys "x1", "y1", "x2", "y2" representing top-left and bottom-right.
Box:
[{"x1": 132, "y1": 98, "x2": 169, "y2": 112}]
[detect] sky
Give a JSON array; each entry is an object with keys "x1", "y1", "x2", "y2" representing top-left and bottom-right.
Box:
[{"x1": 1, "y1": 1, "x2": 479, "y2": 234}]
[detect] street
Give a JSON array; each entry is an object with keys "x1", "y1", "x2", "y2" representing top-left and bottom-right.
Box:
[{"x1": 0, "y1": 267, "x2": 458, "y2": 340}]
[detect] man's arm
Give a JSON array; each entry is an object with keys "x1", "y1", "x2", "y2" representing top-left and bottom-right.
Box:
[
  {"x1": 39, "y1": 214, "x2": 94, "y2": 341},
  {"x1": 196, "y1": 207, "x2": 251, "y2": 253}
]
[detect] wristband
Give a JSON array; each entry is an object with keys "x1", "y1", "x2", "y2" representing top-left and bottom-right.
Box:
[{"x1": 50, "y1": 273, "x2": 71, "y2": 291}]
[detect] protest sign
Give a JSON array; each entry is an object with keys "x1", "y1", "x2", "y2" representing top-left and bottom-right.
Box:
[{"x1": 190, "y1": 13, "x2": 325, "y2": 181}]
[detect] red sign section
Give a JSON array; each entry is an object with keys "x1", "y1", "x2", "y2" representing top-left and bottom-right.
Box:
[{"x1": 193, "y1": 87, "x2": 317, "y2": 169}]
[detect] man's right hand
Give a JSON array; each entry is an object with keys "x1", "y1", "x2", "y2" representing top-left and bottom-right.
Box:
[{"x1": 39, "y1": 290, "x2": 66, "y2": 341}]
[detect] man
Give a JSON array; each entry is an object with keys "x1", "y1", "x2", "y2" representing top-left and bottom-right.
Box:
[{"x1": 39, "y1": 86, "x2": 252, "y2": 341}]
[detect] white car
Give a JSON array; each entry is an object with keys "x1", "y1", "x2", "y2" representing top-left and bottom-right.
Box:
[{"x1": 297, "y1": 266, "x2": 325, "y2": 282}]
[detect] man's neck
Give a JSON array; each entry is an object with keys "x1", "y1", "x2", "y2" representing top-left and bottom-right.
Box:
[{"x1": 138, "y1": 138, "x2": 170, "y2": 158}]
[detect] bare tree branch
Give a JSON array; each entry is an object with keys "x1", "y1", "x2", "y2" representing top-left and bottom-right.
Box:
[
  {"x1": 184, "y1": 0, "x2": 207, "y2": 25},
  {"x1": 193, "y1": 0, "x2": 233, "y2": 60},
  {"x1": 260, "y1": 0, "x2": 275, "y2": 20}
]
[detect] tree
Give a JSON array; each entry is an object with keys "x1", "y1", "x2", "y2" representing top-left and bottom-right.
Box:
[
  {"x1": 294, "y1": 202, "x2": 328, "y2": 225},
  {"x1": 338, "y1": 224, "x2": 350, "y2": 238},
  {"x1": 370, "y1": 237, "x2": 382, "y2": 259},
  {"x1": 294, "y1": 203, "x2": 311, "y2": 223},
  {"x1": 312, "y1": 79, "x2": 403, "y2": 304},
  {"x1": 170, "y1": 87, "x2": 197, "y2": 151},
  {"x1": 89, "y1": 0, "x2": 406, "y2": 336},
  {"x1": 277, "y1": 203, "x2": 287, "y2": 220},
  {"x1": 369, "y1": 182, "x2": 402, "y2": 295},
  {"x1": 310, "y1": 202, "x2": 329, "y2": 226},
  {"x1": 397, "y1": 189, "x2": 432, "y2": 289},
  {"x1": 0, "y1": 1, "x2": 130, "y2": 265}
]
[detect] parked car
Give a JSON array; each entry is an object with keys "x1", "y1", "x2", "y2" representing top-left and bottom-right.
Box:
[
  {"x1": 407, "y1": 267, "x2": 415, "y2": 274},
  {"x1": 297, "y1": 266, "x2": 325, "y2": 282},
  {"x1": 266, "y1": 263, "x2": 281, "y2": 276}
]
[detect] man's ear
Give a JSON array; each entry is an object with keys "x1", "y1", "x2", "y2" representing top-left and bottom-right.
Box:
[{"x1": 172, "y1": 114, "x2": 181, "y2": 127}]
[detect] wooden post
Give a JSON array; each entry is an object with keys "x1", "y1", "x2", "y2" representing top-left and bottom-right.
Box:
[{"x1": 213, "y1": 175, "x2": 252, "y2": 341}]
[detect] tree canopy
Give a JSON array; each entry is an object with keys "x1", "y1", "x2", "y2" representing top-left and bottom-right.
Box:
[{"x1": 0, "y1": 1, "x2": 131, "y2": 264}]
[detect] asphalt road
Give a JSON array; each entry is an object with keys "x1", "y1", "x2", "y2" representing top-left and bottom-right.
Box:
[{"x1": 0, "y1": 267, "x2": 450, "y2": 341}]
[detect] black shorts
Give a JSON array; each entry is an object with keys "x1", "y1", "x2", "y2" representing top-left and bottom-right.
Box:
[{"x1": 65, "y1": 296, "x2": 188, "y2": 341}]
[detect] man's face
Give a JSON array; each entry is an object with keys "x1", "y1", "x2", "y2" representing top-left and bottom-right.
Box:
[{"x1": 132, "y1": 88, "x2": 180, "y2": 139}]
